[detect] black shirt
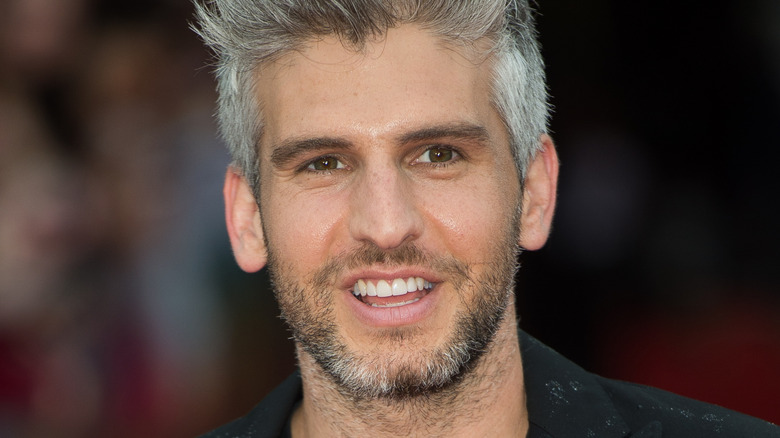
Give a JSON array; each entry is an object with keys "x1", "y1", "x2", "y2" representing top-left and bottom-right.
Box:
[{"x1": 200, "y1": 331, "x2": 779, "y2": 437}]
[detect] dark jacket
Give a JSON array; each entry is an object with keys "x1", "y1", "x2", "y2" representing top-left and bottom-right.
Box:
[{"x1": 201, "y1": 331, "x2": 779, "y2": 437}]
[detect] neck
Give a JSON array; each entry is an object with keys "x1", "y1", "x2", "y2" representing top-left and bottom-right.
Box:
[{"x1": 292, "y1": 311, "x2": 528, "y2": 438}]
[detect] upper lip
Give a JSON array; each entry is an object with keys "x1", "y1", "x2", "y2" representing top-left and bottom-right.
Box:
[{"x1": 340, "y1": 267, "x2": 442, "y2": 290}]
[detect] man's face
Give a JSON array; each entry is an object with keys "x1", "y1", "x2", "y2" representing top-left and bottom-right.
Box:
[{"x1": 252, "y1": 26, "x2": 524, "y2": 398}]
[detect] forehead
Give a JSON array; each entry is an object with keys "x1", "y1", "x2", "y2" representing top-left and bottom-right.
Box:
[{"x1": 254, "y1": 25, "x2": 503, "y2": 150}]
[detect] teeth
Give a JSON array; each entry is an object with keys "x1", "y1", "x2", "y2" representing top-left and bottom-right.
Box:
[
  {"x1": 391, "y1": 278, "x2": 407, "y2": 296},
  {"x1": 376, "y1": 280, "x2": 392, "y2": 297},
  {"x1": 371, "y1": 298, "x2": 421, "y2": 308},
  {"x1": 352, "y1": 276, "x2": 433, "y2": 297},
  {"x1": 357, "y1": 279, "x2": 367, "y2": 296}
]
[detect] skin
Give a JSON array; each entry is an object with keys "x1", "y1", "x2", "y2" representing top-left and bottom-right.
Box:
[{"x1": 225, "y1": 25, "x2": 559, "y2": 437}]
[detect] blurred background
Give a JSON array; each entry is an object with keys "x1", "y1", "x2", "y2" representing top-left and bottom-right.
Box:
[{"x1": 0, "y1": 0, "x2": 777, "y2": 436}]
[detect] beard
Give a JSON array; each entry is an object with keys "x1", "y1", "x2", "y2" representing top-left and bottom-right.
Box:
[{"x1": 267, "y1": 226, "x2": 521, "y2": 401}]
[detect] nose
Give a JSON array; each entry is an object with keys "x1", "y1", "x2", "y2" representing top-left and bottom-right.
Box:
[{"x1": 348, "y1": 164, "x2": 423, "y2": 250}]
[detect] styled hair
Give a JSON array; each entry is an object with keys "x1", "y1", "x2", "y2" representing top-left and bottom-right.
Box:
[{"x1": 193, "y1": 0, "x2": 549, "y2": 191}]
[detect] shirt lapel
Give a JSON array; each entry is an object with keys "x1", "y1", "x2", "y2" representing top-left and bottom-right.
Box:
[{"x1": 521, "y1": 331, "x2": 638, "y2": 437}]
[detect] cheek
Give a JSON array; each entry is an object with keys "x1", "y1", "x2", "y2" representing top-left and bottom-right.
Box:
[
  {"x1": 264, "y1": 187, "x2": 348, "y2": 274},
  {"x1": 420, "y1": 177, "x2": 520, "y2": 262}
]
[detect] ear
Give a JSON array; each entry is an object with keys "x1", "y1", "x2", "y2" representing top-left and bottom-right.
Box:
[
  {"x1": 224, "y1": 167, "x2": 267, "y2": 272},
  {"x1": 518, "y1": 134, "x2": 559, "y2": 251}
]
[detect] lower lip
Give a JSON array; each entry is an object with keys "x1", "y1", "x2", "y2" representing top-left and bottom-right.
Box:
[{"x1": 343, "y1": 286, "x2": 439, "y2": 327}]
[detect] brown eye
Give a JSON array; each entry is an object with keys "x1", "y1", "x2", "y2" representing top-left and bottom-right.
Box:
[
  {"x1": 308, "y1": 156, "x2": 344, "y2": 171},
  {"x1": 418, "y1": 147, "x2": 456, "y2": 163}
]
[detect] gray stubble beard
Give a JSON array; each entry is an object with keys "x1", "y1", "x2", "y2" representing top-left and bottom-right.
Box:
[{"x1": 269, "y1": 231, "x2": 521, "y2": 403}]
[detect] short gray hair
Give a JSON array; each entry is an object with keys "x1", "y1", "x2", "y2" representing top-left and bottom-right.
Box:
[{"x1": 193, "y1": 0, "x2": 550, "y2": 191}]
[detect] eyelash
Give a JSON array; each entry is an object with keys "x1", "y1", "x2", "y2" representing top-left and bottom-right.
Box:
[
  {"x1": 300, "y1": 155, "x2": 348, "y2": 174},
  {"x1": 298, "y1": 145, "x2": 463, "y2": 174},
  {"x1": 413, "y1": 145, "x2": 462, "y2": 167}
]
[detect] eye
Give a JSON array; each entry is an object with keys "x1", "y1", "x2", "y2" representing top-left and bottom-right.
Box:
[
  {"x1": 416, "y1": 146, "x2": 458, "y2": 164},
  {"x1": 307, "y1": 156, "x2": 345, "y2": 171}
]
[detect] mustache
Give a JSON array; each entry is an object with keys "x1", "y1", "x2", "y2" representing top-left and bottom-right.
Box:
[{"x1": 312, "y1": 242, "x2": 470, "y2": 289}]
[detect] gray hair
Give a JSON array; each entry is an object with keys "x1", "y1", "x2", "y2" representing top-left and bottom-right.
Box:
[{"x1": 193, "y1": 0, "x2": 550, "y2": 191}]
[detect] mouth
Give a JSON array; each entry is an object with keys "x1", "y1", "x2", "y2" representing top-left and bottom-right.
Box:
[{"x1": 351, "y1": 277, "x2": 435, "y2": 308}]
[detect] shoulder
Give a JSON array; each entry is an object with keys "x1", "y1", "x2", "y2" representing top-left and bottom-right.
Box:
[
  {"x1": 198, "y1": 371, "x2": 302, "y2": 438},
  {"x1": 519, "y1": 331, "x2": 779, "y2": 437},
  {"x1": 596, "y1": 376, "x2": 780, "y2": 437}
]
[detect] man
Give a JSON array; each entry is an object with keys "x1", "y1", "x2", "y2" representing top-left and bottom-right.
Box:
[{"x1": 194, "y1": 1, "x2": 779, "y2": 437}]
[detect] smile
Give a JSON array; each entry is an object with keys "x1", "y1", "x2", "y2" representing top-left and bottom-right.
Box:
[{"x1": 352, "y1": 277, "x2": 435, "y2": 308}]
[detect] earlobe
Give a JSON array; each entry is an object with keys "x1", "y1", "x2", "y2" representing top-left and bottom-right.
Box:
[
  {"x1": 518, "y1": 134, "x2": 559, "y2": 251},
  {"x1": 224, "y1": 167, "x2": 268, "y2": 272}
]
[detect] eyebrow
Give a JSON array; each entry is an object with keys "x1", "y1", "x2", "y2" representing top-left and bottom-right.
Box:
[
  {"x1": 397, "y1": 123, "x2": 490, "y2": 146},
  {"x1": 268, "y1": 122, "x2": 491, "y2": 169},
  {"x1": 270, "y1": 137, "x2": 354, "y2": 169}
]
